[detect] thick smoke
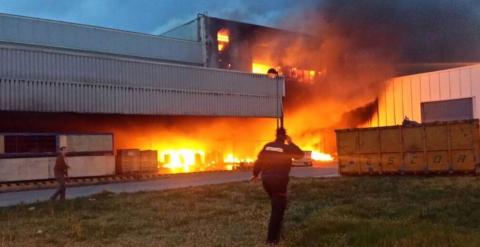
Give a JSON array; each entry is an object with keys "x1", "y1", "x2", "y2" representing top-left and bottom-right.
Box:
[
  {"x1": 236, "y1": 0, "x2": 480, "y2": 153},
  {"x1": 312, "y1": 0, "x2": 480, "y2": 63},
  {"x1": 258, "y1": 0, "x2": 480, "y2": 128}
]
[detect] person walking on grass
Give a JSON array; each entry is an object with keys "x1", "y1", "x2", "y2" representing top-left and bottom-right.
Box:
[
  {"x1": 50, "y1": 146, "x2": 70, "y2": 201},
  {"x1": 251, "y1": 128, "x2": 304, "y2": 245}
]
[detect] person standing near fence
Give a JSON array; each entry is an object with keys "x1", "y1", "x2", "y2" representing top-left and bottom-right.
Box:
[{"x1": 50, "y1": 146, "x2": 70, "y2": 201}]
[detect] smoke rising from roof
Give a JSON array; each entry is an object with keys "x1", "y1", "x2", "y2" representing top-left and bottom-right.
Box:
[
  {"x1": 285, "y1": 0, "x2": 480, "y2": 63},
  {"x1": 260, "y1": 0, "x2": 480, "y2": 137}
]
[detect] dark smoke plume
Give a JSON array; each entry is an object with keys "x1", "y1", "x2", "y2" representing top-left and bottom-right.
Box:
[
  {"x1": 272, "y1": 0, "x2": 480, "y2": 130},
  {"x1": 296, "y1": 0, "x2": 480, "y2": 72},
  {"x1": 289, "y1": 0, "x2": 480, "y2": 64},
  {"x1": 335, "y1": 99, "x2": 379, "y2": 129}
]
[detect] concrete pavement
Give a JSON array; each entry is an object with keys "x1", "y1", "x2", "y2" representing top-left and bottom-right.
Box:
[{"x1": 0, "y1": 166, "x2": 338, "y2": 207}]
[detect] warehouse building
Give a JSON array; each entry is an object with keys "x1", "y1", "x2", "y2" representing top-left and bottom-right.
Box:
[
  {"x1": 0, "y1": 13, "x2": 287, "y2": 181},
  {"x1": 368, "y1": 64, "x2": 480, "y2": 127},
  {"x1": 0, "y1": 13, "x2": 284, "y2": 118},
  {"x1": 163, "y1": 14, "x2": 321, "y2": 82}
]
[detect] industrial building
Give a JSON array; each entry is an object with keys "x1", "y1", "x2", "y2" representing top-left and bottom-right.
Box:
[
  {"x1": 1, "y1": 11, "x2": 477, "y2": 182},
  {"x1": 163, "y1": 14, "x2": 320, "y2": 82},
  {"x1": 0, "y1": 13, "x2": 287, "y2": 181},
  {"x1": 337, "y1": 64, "x2": 480, "y2": 176},
  {"x1": 369, "y1": 64, "x2": 480, "y2": 126},
  {"x1": 0, "y1": 13, "x2": 285, "y2": 118}
]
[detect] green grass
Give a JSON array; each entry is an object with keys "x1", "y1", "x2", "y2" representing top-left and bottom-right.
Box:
[{"x1": 2, "y1": 177, "x2": 480, "y2": 246}]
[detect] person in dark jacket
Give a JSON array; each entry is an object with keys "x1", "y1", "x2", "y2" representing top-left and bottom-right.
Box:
[
  {"x1": 50, "y1": 146, "x2": 70, "y2": 201},
  {"x1": 251, "y1": 128, "x2": 304, "y2": 245}
]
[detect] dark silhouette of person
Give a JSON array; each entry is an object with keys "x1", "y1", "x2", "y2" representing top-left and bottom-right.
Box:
[
  {"x1": 251, "y1": 128, "x2": 304, "y2": 245},
  {"x1": 50, "y1": 146, "x2": 69, "y2": 201}
]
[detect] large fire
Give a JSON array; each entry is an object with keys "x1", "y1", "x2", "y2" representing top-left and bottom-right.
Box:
[
  {"x1": 126, "y1": 116, "x2": 335, "y2": 174},
  {"x1": 148, "y1": 133, "x2": 334, "y2": 174},
  {"x1": 116, "y1": 20, "x2": 389, "y2": 174},
  {"x1": 155, "y1": 145, "x2": 333, "y2": 174}
]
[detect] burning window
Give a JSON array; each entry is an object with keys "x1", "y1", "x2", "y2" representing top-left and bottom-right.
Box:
[
  {"x1": 217, "y1": 28, "x2": 230, "y2": 52},
  {"x1": 251, "y1": 63, "x2": 320, "y2": 83},
  {"x1": 252, "y1": 62, "x2": 273, "y2": 75}
]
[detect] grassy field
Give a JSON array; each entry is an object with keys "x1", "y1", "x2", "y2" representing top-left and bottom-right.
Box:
[{"x1": 1, "y1": 176, "x2": 480, "y2": 247}]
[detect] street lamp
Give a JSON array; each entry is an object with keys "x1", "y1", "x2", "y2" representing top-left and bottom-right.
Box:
[{"x1": 267, "y1": 68, "x2": 284, "y2": 129}]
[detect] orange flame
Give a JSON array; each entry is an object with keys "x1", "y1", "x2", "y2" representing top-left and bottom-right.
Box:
[
  {"x1": 311, "y1": 151, "x2": 334, "y2": 162},
  {"x1": 217, "y1": 28, "x2": 230, "y2": 52},
  {"x1": 252, "y1": 62, "x2": 273, "y2": 74}
]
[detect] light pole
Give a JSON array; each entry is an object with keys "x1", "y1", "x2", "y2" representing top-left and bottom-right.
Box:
[{"x1": 267, "y1": 68, "x2": 283, "y2": 129}]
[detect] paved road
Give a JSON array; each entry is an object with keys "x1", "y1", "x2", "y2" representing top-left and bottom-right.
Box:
[{"x1": 0, "y1": 166, "x2": 338, "y2": 207}]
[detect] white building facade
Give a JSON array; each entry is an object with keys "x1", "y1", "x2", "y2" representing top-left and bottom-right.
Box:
[{"x1": 369, "y1": 64, "x2": 480, "y2": 127}]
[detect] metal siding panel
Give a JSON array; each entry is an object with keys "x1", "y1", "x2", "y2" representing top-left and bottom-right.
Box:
[
  {"x1": 460, "y1": 68, "x2": 472, "y2": 98},
  {"x1": 439, "y1": 72, "x2": 450, "y2": 100},
  {"x1": 411, "y1": 76, "x2": 422, "y2": 122},
  {"x1": 0, "y1": 13, "x2": 203, "y2": 65},
  {"x1": 377, "y1": 85, "x2": 387, "y2": 126},
  {"x1": 0, "y1": 51, "x2": 284, "y2": 117},
  {"x1": 0, "y1": 46, "x2": 279, "y2": 97},
  {"x1": 394, "y1": 79, "x2": 404, "y2": 125},
  {"x1": 472, "y1": 67, "x2": 480, "y2": 119},
  {"x1": 429, "y1": 73, "x2": 441, "y2": 101},
  {"x1": 385, "y1": 80, "x2": 395, "y2": 125},
  {"x1": 450, "y1": 70, "x2": 461, "y2": 99},
  {"x1": 420, "y1": 75, "x2": 431, "y2": 102},
  {"x1": 402, "y1": 78, "x2": 413, "y2": 120}
]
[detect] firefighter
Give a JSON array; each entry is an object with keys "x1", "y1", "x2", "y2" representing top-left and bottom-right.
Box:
[
  {"x1": 50, "y1": 146, "x2": 70, "y2": 201},
  {"x1": 251, "y1": 128, "x2": 304, "y2": 245}
]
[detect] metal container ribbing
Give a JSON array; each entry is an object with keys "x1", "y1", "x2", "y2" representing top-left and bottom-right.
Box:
[
  {"x1": 336, "y1": 119, "x2": 480, "y2": 175},
  {"x1": 0, "y1": 13, "x2": 203, "y2": 65}
]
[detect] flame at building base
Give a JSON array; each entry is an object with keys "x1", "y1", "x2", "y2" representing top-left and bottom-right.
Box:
[
  {"x1": 311, "y1": 151, "x2": 334, "y2": 162},
  {"x1": 151, "y1": 137, "x2": 334, "y2": 174}
]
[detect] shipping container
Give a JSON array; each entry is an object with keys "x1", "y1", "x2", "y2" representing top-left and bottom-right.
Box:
[
  {"x1": 0, "y1": 45, "x2": 284, "y2": 117},
  {"x1": 368, "y1": 64, "x2": 480, "y2": 127},
  {"x1": 336, "y1": 120, "x2": 480, "y2": 175},
  {"x1": 0, "y1": 13, "x2": 203, "y2": 65},
  {"x1": 0, "y1": 133, "x2": 115, "y2": 182}
]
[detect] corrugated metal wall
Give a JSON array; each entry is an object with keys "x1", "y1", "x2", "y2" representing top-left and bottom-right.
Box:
[
  {"x1": 0, "y1": 45, "x2": 284, "y2": 117},
  {"x1": 0, "y1": 45, "x2": 279, "y2": 96},
  {"x1": 0, "y1": 13, "x2": 203, "y2": 65},
  {"x1": 370, "y1": 64, "x2": 480, "y2": 126}
]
